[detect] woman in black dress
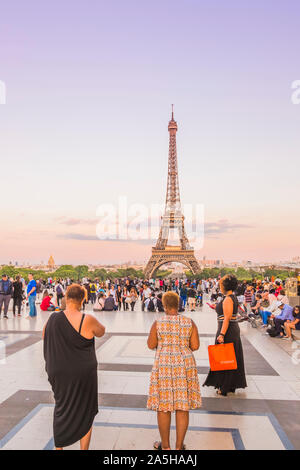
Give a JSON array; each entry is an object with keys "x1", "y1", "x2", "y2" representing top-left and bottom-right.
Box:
[
  {"x1": 203, "y1": 274, "x2": 247, "y2": 396},
  {"x1": 43, "y1": 284, "x2": 105, "y2": 450}
]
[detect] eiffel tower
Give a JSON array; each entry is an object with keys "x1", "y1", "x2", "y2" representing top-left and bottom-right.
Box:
[{"x1": 144, "y1": 107, "x2": 201, "y2": 278}]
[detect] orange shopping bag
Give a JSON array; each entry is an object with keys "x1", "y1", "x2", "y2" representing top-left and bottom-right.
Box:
[{"x1": 208, "y1": 343, "x2": 237, "y2": 371}]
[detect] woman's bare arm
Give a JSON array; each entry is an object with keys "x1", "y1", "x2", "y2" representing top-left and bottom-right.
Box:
[
  {"x1": 42, "y1": 321, "x2": 48, "y2": 339},
  {"x1": 147, "y1": 321, "x2": 158, "y2": 350},
  {"x1": 190, "y1": 320, "x2": 200, "y2": 351},
  {"x1": 90, "y1": 316, "x2": 106, "y2": 338}
]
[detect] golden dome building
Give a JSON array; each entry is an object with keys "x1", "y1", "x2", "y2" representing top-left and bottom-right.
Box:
[{"x1": 48, "y1": 255, "x2": 55, "y2": 270}]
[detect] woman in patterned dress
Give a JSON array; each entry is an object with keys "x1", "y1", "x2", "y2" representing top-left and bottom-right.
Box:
[{"x1": 147, "y1": 291, "x2": 201, "y2": 450}]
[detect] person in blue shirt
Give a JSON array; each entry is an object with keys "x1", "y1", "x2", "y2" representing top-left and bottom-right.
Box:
[
  {"x1": 274, "y1": 303, "x2": 294, "y2": 337},
  {"x1": 26, "y1": 273, "x2": 37, "y2": 317},
  {"x1": 179, "y1": 285, "x2": 188, "y2": 307},
  {"x1": 282, "y1": 306, "x2": 300, "y2": 341}
]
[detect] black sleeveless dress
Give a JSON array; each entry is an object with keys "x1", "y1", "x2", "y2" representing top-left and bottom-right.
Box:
[
  {"x1": 43, "y1": 311, "x2": 98, "y2": 447},
  {"x1": 203, "y1": 294, "x2": 247, "y2": 395}
]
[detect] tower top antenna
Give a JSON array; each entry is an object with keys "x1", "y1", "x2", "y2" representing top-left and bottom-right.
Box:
[{"x1": 171, "y1": 104, "x2": 174, "y2": 120}]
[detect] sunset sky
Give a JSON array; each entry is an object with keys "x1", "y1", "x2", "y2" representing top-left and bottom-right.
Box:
[{"x1": 0, "y1": 0, "x2": 300, "y2": 265}]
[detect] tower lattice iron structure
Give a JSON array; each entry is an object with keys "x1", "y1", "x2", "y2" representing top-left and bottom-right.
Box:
[{"x1": 144, "y1": 107, "x2": 201, "y2": 278}]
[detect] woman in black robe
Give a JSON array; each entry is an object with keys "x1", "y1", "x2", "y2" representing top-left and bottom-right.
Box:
[
  {"x1": 203, "y1": 274, "x2": 247, "y2": 396},
  {"x1": 43, "y1": 284, "x2": 105, "y2": 450}
]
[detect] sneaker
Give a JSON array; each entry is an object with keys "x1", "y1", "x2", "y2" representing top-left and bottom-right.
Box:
[
  {"x1": 282, "y1": 336, "x2": 293, "y2": 341},
  {"x1": 4, "y1": 315, "x2": 8, "y2": 319}
]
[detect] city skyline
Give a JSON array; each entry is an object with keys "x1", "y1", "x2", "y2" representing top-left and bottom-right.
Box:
[{"x1": 1, "y1": 0, "x2": 300, "y2": 265}]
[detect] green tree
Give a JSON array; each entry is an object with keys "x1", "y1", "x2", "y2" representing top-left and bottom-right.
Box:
[{"x1": 74, "y1": 265, "x2": 89, "y2": 280}]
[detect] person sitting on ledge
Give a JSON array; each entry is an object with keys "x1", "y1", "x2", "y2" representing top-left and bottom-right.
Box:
[
  {"x1": 93, "y1": 293, "x2": 105, "y2": 312},
  {"x1": 273, "y1": 303, "x2": 294, "y2": 337},
  {"x1": 282, "y1": 306, "x2": 300, "y2": 341},
  {"x1": 103, "y1": 294, "x2": 116, "y2": 311}
]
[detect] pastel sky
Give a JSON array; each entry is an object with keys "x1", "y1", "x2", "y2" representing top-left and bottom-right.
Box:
[{"x1": 0, "y1": 0, "x2": 300, "y2": 265}]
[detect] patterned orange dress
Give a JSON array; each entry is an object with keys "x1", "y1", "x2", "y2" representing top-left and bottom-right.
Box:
[{"x1": 147, "y1": 314, "x2": 202, "y2": 412}]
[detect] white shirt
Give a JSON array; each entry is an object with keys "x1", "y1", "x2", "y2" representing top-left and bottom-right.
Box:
[{"x1": 143, "y1": 288, "x2": 152, "y2": 299}]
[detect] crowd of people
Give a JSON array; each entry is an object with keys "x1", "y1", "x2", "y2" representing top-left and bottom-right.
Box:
[
  {"x1": 0, "y1": 275, "x2": 204, "y2": 317},
  {"x1": 230, "y1": 279, "x2": 300, "y2": 340},
  {"x1": 1, "y1": 274, "x2": 300, "y2": 341}
]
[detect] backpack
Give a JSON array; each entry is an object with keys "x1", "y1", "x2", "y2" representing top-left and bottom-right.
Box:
[
  {"x1": 267, "y1": 326, "x2": 278, "y2": 337},
  {"x1": 148, "y1": 299, "x2": 155, "y2": 312},
  {"x1": 156, "y1": 299, "x2": 164, "y2": 312},
  {"x1": 56, "y1": 285, "x2": 62, "y2": 296}
]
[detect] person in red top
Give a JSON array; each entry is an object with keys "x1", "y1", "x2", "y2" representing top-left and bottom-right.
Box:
[
  {"x1": 40, "y1": 294, "x2": 55, "y2": 312},
  {"x1": 275, "y1": 281, "x2": 283, "y2": 297}
]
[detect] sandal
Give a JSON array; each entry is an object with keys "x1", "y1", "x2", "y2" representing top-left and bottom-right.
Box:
[
  {"x1": 153, "y1": 441, "x2": 171, "y2": 450},
  {"x1": 153, "y1": 441, "x2": 162, "y2": 450}
]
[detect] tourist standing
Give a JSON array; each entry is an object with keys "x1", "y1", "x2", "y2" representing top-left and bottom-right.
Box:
[
  {"x1": 122, "y1": 286, "x2": 129, "y2": 311},
  {"x1": 12, "y1": 275, "x2": 24, "y2": 317},
  {"x1": 142, "y1": 284, "x2": 152, "y2": 311},
  {"x1": 116, "y1": 285, "x2": 122, "y2": 311},
  {"x1": 55, "y1": 281, "x2": 65, "y2": 307},
  {"x1": 0, "y1": 274, "x2": 13, "y2": 319},
  {"x1": 89, "y1": 281, "x2": 97, "y2": 304},
  {"x1": 187, "y1": 286, "x2": 196, "y2": 311},
  {"x1": 147, "y1": 292, "x2": 201, "y2": 450},
  {"x1": 203, "y1": 274, "x2": 247, "y2": 396},
  {"x1": 179, "y1": 284, "x2": 188, "y2": 308},
  {"x1": 26, "y1": 273, "x2": 37, "y2": 317},
  {"x1": 244, "y1": 285, "x2": 253, "y2": 315},
  {"x1": 43, "y1": 284, "x2": 105, "y2": 450},
  {"x1": 36, "y1": 279, "x2": 42, "y2": 303},
  {"x1": 129, "y1": 288, "x2": 138, "y2": 311}
]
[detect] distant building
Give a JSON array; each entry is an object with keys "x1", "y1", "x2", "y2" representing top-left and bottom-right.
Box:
[
  {"x1": 48, "y1": 255, "x2": 55, "y2": 270},
  {"x1": 199, "y1": 259, "x2": 224, "y2": 267}
]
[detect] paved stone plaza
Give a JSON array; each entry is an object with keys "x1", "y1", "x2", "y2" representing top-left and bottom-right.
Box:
[{"x1": 1, "y1": 297, "x2": 300, "y2": 450}]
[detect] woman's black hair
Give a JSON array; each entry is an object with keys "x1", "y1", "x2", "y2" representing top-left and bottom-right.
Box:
[
  {"x1": 293, "y1": 305, "x2": 300, "y2": 314},
  {"x1": 221, "y1": 274, "x2": 238, "y2": 293}
]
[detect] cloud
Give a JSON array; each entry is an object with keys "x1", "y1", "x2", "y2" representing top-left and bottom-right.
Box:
[
  {"x1": 58, "y1": 233, "x2": 99, "y2": 240},
  {"x1": 57, "y1": 233, "x2": 155, "y2": 245},
  {"x1": 55, "y1": 217, "x2": 98, "y2": 226},
  {"x1": 204, "y1": 219, "x2": 253, "y2": 238},
  {"x1": 56, "y1": 219, "x2": 253, "y2": 244}
]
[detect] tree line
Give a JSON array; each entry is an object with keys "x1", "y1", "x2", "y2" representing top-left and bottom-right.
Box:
[{"x1": 0, "y1": 265, "x2": 172, "y2": 282}]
